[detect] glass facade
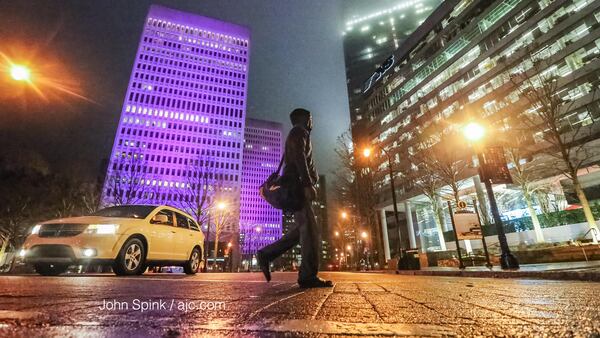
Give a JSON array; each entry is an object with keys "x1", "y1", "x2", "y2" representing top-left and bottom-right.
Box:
[
  {"x1": 362, "y1": 0, "x2": 600, "y2": 251},
  {"x1": 343, "y1": 0, "x2": 442, "y2": 125},
  {"x1": 239, "y1": 118, "x2": 283, "y2": 257},
  {"x1": 101, "y1": 5, "x2": 250, "y2": 236}
]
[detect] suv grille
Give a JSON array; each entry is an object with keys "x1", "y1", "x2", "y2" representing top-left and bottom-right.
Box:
[
  {"x1": 39, "y1": 224, "x2": 87, "y2": 237},
  {"x1": 29, "y1": 245, "x2": 75, "y2": 259}
]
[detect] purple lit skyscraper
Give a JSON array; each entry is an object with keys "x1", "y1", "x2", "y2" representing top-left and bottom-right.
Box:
[
  {"x1": 101, "y1": 5, "x2": 250, "y2": 235},
  {"x1": 240, "y1": 118, "x2": 283, "y2": 261}
]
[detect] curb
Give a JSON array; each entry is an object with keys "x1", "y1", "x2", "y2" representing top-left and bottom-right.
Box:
[{"x1": 392, "y1": 269, "x2": 600, "y2": 282}]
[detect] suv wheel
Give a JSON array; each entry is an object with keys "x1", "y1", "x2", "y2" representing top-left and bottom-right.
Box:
[
  {"x1": 113, "y1": 238, "x2": 146, "y2": 276},
  {"x1": 34, "y1": 263, "x2": 69, "y2": 276},
  {"x1": 183, "y1": 247, "x2": 201, "y2": 275}
]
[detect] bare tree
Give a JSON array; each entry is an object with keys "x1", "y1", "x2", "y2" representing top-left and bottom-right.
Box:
[
  {"x1": 53, "y1": 176, "x2": 84, "y2": 218},
  {"x1": 418, "y1": 133, "x2": 472, "y2": 204},
  {"x1": 501, "y1": 124, "x2": 546, "y2": 242},
  {"x1": 331, "y1": 131, "x2": 361, "y2": 214},
  {"x1": 103, "y1": 151, "x2": 149, "y2": 206},
  {"x1": 175, "y1": 154, "x2": 217, "y2": 229},
  {"x1": 81, "y1": 182, "x2": 102, "y2": 214},
  {"x1": 332, "y1": 130, "x2": 384, "y2": 266},
  {"x1": 405, "y1": 125, "x2": 475, "y2": 251},
  {"x1": 403, "y1": 158, "x2": 447, "y2": 250},
  {"x1": 0, "y1": 201, "x2": 30, "y2": 260},
  {"x1": 0, "y1": 164, "x2": 49, "y2": 261},
  {"x1": 507, "y1": 54, "x2": 600, "y2": 242},
  {"x1": 211, "y1": 199, "x2": 236, "y2": 269},
  {"x1": 412, "y1": 128, "x2": 474, "y2": 203}
]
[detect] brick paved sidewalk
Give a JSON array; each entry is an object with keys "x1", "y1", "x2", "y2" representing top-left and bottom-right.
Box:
[{"x1": 0, "y1": 272, "x2": 598, "y2": 336}]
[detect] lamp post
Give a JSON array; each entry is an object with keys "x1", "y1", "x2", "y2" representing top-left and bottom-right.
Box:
[
  {"x1": 203, "y1": 211, "x2": 211, "y2": 272},
  {"x1": 208, "y1": 201, "x2": 227, "y2": 271},
  {"x1": 360, "y1": 231, "x2": 369, "y2": 269},
  {"x1": 463, "y1": 122, "x2": 519, "y2": 270},
  {"x1": 226, "y1": 242, "x2": 233, "y2": 272},
  {"x1": 346, "y1": 244, "x2": 353, "y2": 269},
  {"x1": 363, "y1": 146, "x2": 403, "y2": 259},
  {"x1": 338, "y1": 212, "x2": 350, "y2": 269}
]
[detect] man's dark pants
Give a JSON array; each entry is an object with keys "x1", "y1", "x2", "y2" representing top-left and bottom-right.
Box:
[{"x1": 259, "y1": 200, "x2": 320, "y2": 283}]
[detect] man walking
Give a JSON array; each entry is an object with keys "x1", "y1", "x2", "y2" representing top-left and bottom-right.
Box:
[{"x1": 257, "y1": 108, "x2": 333, "y2": 288}]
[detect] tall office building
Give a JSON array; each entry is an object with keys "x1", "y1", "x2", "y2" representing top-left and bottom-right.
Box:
[
  {"x1": 239, "y1": 118, "x2": 283, "y2": 260},
  {"x1": 342, "y1": 0, "x2": 441, "y2": 130},
  {"x1": 362, "y1": 0, "x2": 600, "y2": 254},
  {"x1": 101, "y1": 5, "x2": 250, "y2": 237},
  {"x1": 313, "y1": 175, "x2": 331, "y2": 266},
  {"x1": 276, "y1": 213, "x2": 299, "y2": 270}
]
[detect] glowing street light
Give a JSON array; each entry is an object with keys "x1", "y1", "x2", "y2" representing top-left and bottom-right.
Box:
[
  {"x1": 340, "y1": 211, "x2": 348, "y2": 219},
  {"x1": 463, "y1": 122, "x2": 486, "y2": 142},
  {"x1": 217, "y1": 202, "x2": 226, "y2": 210},
  {"x1": 462, "y1": 122, "x2": 519, "y2": 270},
  {"x1": 362, "y1": 144, "x2": 403, "y2": 260},
  {"x1": 346, "y1": 245, "x2": 351, "y2": 251},
  {"x1": 361, "y1": 231, "x2": 368, "y2": 239},
  {"x1": 334, "y1": 231, "x2": 340, "y2": 237},
  {"x1": 10, "y1": 64, "x2": 31, "y2": 82}
]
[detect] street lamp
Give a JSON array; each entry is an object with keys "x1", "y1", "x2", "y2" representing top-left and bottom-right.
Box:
[
  {"x1": 363, "y1": 145, "x2": 403, "y2": 259},
  {"x1": 10, "y1": 64, "x2": 31, "y2": 82},
  {"x1": 462, "y1": 122, "x2": 519, "y2": 270},
  {"x1": 463, "y1": 122, "x2": 486, "y2": 142}
]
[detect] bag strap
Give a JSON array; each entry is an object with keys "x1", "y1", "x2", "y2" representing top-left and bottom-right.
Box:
[{"x1": 275, "y1": 152, "x2": 285, "y2": 175}]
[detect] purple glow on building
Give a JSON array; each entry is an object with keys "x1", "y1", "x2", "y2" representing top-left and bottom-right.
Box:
[
  {"x1": 101, "y1": 5, "x2": 250, "y2": 234},
  {"x1": 240, "y1": 118, "x2": 283, "y2": 257}
]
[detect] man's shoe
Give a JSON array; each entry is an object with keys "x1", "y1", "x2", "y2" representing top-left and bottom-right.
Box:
[
  {"x1": 298, "y1": 277, "x2": 333, "y2": 288},
  {"x1": 256, "y1": 251, "x2": 271, "y2": 282}
]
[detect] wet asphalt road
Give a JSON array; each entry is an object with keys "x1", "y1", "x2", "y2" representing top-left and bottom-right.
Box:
[{"x1": 0, "y1": 271, "x2": 598, "y2": 337}]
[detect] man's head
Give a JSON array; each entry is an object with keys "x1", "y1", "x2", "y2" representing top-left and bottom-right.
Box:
[{"x1": 290, "y1": 108, "x2": 313, "y2": 131}]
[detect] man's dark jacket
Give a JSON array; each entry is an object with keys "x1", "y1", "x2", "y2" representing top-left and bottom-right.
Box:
[{"x1": 282, "y1": 125, "x2": 318, "y2": 189}]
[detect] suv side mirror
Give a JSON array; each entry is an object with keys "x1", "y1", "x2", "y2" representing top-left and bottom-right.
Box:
[{"x1": 151, "y1": 214, "x2": 169, "y2": 224}]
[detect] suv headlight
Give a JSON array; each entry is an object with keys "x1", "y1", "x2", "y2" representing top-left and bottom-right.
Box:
[
  {"x1": 86, "y1": 224, "x2": 119, "y2": 235},
  {"x1": 31, "y1": 225, "x2": 41, "y2": 235}
]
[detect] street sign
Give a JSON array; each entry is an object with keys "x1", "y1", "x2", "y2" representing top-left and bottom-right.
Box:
[
  {"x1": 482, "y1": 146, "x2": 513, "y2": 184},
  {"x1": 452, "y1": 210, "x2": 483, "y2": 240},
  {"x1": 457, "y1": 201, "x2": 467, "y2": 209}
]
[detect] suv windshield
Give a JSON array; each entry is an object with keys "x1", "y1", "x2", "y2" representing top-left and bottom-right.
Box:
[{"x1": 91, "y1": 206, "x2": 156, "y2": 219}]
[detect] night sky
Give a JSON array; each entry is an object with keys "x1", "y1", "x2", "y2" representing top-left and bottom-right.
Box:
[{"x1": 0, "y1": 0, "x2": 350, "y2": 180}]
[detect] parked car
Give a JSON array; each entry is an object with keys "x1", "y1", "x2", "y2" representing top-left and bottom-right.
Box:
[{"x1": 21, "y1": 205, "x2": 204, "y2": 276}]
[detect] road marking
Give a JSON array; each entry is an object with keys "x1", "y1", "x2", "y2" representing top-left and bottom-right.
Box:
[
  {"x1": 311, "y1": 288, "x2": 334, "y2": 320},
  {"x1": 248, "y1": 289, "x2": 307, "y2": 320},
  {"x1": 195, "y1": 319, "x2": 456, "y2": 336}
]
